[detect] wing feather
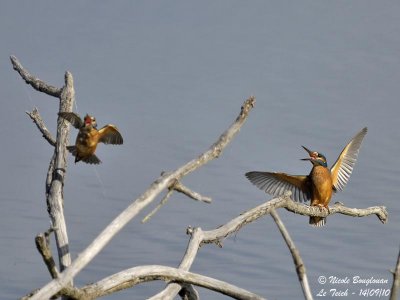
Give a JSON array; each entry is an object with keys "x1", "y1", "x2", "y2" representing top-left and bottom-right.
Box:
[
  {"x1": 58, "y1": 112, "x2": 83, "y2": 129},
  {"x1": 98, "y1": 125, "x2": 124, "y2": 145},
  {"x1": 245, "y1": 171, "x2": 311, "y2": 202},
  {"x1": 330, "y1": 127, "x2": 367, "y2": 191}
]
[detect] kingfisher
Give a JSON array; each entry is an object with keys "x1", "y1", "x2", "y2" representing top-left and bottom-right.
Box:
[
  {"x1": 58, "y1": 112, "x2": 123, "y2": 164},
  {"x1": 245, "y1": 127, "x2": 367, "y2": 227}
]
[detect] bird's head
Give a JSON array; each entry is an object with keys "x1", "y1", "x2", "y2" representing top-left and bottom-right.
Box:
[
  {"x1": 301, "y1": 145, "x2": 328, "y2": 167},
  {"x1": 84, "y1": 114, "x2": 97, "y2": 128}
]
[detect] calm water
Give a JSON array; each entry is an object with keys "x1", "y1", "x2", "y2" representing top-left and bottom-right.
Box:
[{"x1": 1, "y1": 2, "x2": 399, "y2": 299}]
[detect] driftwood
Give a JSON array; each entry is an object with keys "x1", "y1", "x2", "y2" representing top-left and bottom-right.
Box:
[
  {"x1": 12, "y1": 56, "x2": 393, "y2": 300},
  {"x1": 11, "y1": 55, "x2": 74, "y2": 297},
  {"x1": 270, "y1": 209, "x2": 312, "y2": 300},
  {"x1": 27, "y1": 192, "x2": 388, "y2": 300}
]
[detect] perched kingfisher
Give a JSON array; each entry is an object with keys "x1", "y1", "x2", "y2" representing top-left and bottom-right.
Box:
[
  {"x1": 58, "y1": 112, "x2": 123, "y2": 164},
  {"x1": 245, "y1": 127, "x2": 367, "y2": 227}
]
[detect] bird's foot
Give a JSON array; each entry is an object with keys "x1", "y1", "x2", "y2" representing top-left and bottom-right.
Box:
[{"x1": 315, "y1": 204, "x2": 329, "y2": 215}]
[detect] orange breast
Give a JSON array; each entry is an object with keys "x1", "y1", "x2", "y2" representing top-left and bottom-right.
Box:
[
  {"x1": 310, "y1": 166, "x2": 333, "y2": 207},
  {"x1": 75, "y1": 128, "x2": 99, "y2": 157}
]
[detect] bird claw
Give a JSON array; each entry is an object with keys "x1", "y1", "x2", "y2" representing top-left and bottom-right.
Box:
[{"x1": 315, "y1": 204, "x2": 329, "y2": 214}]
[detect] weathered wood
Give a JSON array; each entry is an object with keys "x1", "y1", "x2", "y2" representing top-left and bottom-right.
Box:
[
  {"x1": 81, "y1": 265, "x2": 266, "y2": 300},
  {"x1": 11, "y1": 56, "x2": 75, "y2": 299},
  {"x1": 27, "y1": 97, "x2": 256, "y2": 300},
  {"x1": 10, "y1": 55, "x2": 61, "y2": 97},
  {"x1": 35, "y1": 231, "x2": 59, "y2": 279},
  {"x1": 142, "y1": 178, "x2": 212, "y2": 223},
  {"x1": 26, "y1": 108, "x2": 56, "y2": 146},
  {"x1": 270, "y1": 209, "x2": 313, "y2": 300},
  {"x1": 151, "y1": 192, "x2": 387, "y2": 299},
  {"x1": 172, "y1": 180, "x2": 212, "y2": 203}
]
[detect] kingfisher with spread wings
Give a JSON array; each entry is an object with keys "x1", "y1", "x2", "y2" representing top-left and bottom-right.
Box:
[
  {"x1": 58, "y1": 112, "x2": 123, "y2": 164},
  {"x1": 245, "y1": 127, "x2": 367, "y2": 227}
]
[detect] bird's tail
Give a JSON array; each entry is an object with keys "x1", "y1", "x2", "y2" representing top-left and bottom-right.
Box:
[{"x1": 309, "y1": 216, "x2": 326, "y2": 227}]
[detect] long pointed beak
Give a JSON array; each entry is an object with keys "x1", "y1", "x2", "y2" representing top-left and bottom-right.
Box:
[
  {"x1": 301, "y1": 145, "x2": 317, "y2": 161},
  {"x1": 301, "y1": 145, "x2": 313, "y2": 156},
  {"x1": 300, "y1": 157, "x2": 312, "y2": 161}
]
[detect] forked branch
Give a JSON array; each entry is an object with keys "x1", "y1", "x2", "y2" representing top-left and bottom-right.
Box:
[
  {"x1": 11, "y1": 55, "x2": 75, "y2": 300},
  {"x1": 270, "y1": 210, "x2": 312, "y2": 300},
  {"x1": 10, "y1": 55, "x2": 61, "y2": 97},
  {"x1": 151, "y1": 193, "x2": 387, "y2": 299},
  {"x1": 80, "y1": 265, "x2": 265, "y2": 300},
  {"x1": 27, "y1": 97, "x2": 256, "y2": 300}
]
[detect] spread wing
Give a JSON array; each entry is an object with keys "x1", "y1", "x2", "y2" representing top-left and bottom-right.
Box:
[
  {"x1": 98, "y1": 125, "x2": 123, "y2": 145},
  {"x1": 245, "y1": 171, "x2": 311, "y2": 202},
  {"x1": 330, "y1": 127, "x2": 367, "y2": 192},
  {"x1": 58, "y1": 112, "x2": 83, "y2": 129}
]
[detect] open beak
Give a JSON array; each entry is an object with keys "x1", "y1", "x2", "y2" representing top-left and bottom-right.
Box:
[{"x1": 301, "y1": 145, "x2": 316, "y2": 161}]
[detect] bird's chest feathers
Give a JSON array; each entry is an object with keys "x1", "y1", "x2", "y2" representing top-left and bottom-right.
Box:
[
  {"x1": 76, "y1": 128, "x2": 99, "y2": 150},
  {"x1": 310, "y1": 166, "x2": 333, "y2": 203}
]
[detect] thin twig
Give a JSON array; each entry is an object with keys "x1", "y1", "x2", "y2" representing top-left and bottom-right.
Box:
[
  {"x1": 26, "y1": 108, "x2": 56, "y2": 146},
  {"x1": 142, "y1": 179, "x2": 211, "y2": 223},
  {"x1": 390, "y1": 247, "x2": 400, "y2": 300},
  {"x1": 10, "y1": 56, "x2": 61, "y2": 97},
  {"x1": 35, "y1": 233, "x2": 59, "y2": 279},
  {"x1": 173, "y1": 180, "x2": 212, "y2": 203},
  {"x1": 270, "y1": 209, "x2": 313, "y2": 300},
  {"x1": 142, "y1": 189, "x2": 174, "y2": 223}
]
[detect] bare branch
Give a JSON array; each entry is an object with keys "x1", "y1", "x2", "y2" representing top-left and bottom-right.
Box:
[
  {"x1": 28, "y1": 97, "x2": 256, "y2": 300},
  {"x1": 149, "y1": 227, "x2": 206, "y2": 300},
  {"x1": 172, "y1": 180, "x2": 212, "y2": 203},
  {"x1": 270, "y1": 210, "x2": 313, "y2": 300},
  {"x1": 141, "y1": 189, "x2": 174, "y2": 223},
  {"x1": 45, "y1": 70, "x2": 75, "y2": 274},
  {"x1": 142, "y1": 178, "x2": 211, "y2": 223},
  {"x1": 284, "y1": 199, "x2": 388, "y2": 224},
  {"x1": 390, "y1": 247, "x2": 400, "y2": 300},
  {"x1": 80, "y1": 265, "x2": 266, "y2": 300},
  {"x1": 12, "y1": 56, "x2": 75, "y2": 300},
  {"x1": 10, "y1": 55, "x2": 61, "y2": 97},
  {"x1": 152, "y1": 193, "x2": 387, "y2": 299},
  {"x1": 26, "y1": 108, "x2": 56, "y2": 146},
  {"x1": 35, "y1": 231, "x2": 59, "y2": 279}
]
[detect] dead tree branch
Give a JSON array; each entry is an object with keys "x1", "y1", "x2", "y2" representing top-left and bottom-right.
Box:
[
  {"x1": 270, "y1": 209, "x2": 312, "y2": 300},
  {"x1": 27, "y1": 96, "x2": 256, "y2": 300},
  {"x1": 10, "y1": 55, "x2": 61, "y2": 97},
  {"x1": 390, "y1": 247, "x2": 400, "y2": 300},
  {"x1": 142, "y1": 189, "x2": 174, "y2": 223},
  {"x1": 142, "y1": 178, "x2": 211, "y2": 223},
  {"x1": 283, "y1": 198, "x2": 388, "y2": 224},
  {"x1": 172, "y1": 180, "x2": 212, "y2": 203},
  {"x1": 26, "y1": 108, "x2": 56, "y2": 146},
  {"x1": 11, "y1": 55, "x2": 75, "y2": 297},
  {"x1": 151, "y1": 192, "x2": 387, "y2": 299},
  {"x1": 35, "y1": 230, "x2": 59, "y2": 279},
  {"x1": 79, "y1": 265, "x2": 266, "y2": 300}
]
